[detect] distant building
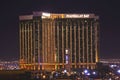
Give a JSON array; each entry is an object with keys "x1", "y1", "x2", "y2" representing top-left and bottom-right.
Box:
[
  {"x1": 19, "y1": 12, "x2": 99, "y2": 71},
  {"x1": 0, "y1": 60, "x2": 19, "y2": 70},
  {"x1": 100, "y1": 59, "x2": 120, "y2": 64}
]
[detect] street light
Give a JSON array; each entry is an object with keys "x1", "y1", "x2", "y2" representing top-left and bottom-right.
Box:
[
  {"x1": 93, "y1": 71, "x2": 96, "y2": 75},
  {"x1": 84, "y1": 69, "x2": 88, "y2": 74},
  {"x1": 117, "y1": 69, "x2": 120, "y2": 74}
]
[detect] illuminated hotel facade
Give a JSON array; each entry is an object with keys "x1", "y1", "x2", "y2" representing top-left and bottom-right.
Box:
[{"x1": 19, "y1": 12, "x2": 99, "y2": 71}]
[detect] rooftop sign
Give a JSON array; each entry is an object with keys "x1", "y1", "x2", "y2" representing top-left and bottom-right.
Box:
[{"x1": 65, "y1": 14, "x2": 90, "y2": 18}]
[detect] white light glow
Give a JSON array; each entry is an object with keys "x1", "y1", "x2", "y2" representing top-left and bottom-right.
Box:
[
  {"x1": 110, "y1": 64, "x2": 117, "y2": 68},
  {"x1": 42, "y1": 12, "x2": 50, "y2": 17},
  {"x1": 65, "y1": 50, "x2": 68, "y2": 54},
  {"x1": 86, "y1": 73, "x2": 90, "y2": 76},
  {"x1": 117, "y1": 69, "x2": 120, "y2": 73},
  {"x1": 92, "y1": 71, "x2": 96, "y2": 75},
  {"x1": 64, "y1": 70, "x2": 67, "y2": 73},
  {"x1": 84, "y1": 69, "x2": 88, "y2": 74}
]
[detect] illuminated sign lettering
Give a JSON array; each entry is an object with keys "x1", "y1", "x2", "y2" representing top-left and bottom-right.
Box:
[{"x1": 66, "y1": 14, "x2": 90, "y2": 18}]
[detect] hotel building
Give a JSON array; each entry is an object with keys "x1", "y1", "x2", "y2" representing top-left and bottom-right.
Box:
[{"x1": 19, "y1": 12, "x2": 99, "y2": 71}]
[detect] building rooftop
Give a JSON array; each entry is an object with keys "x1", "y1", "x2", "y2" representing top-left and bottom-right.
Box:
[{"x1": 19, "y1": 11, "x2": 99, "y2": 20}]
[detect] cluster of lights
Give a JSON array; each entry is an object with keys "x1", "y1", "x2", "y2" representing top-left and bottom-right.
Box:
[
  {"x1": 83, "y1": 69, "x2": 91, "y2": 76},
  {"x1": 110, "y1": 64, "x2": 117, "y2": 68},
  {"x1": 83, "y1": 69, "x2": 97, "y2": 76}
]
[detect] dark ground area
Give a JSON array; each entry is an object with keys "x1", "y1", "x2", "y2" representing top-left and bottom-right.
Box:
[{"x1": 0, "y1": 70, "x2": 31, "y2": 80}]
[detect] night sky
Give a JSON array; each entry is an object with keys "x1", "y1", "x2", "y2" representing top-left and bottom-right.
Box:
[{"x1": 0, "y1": 0, "x2": 120, "y2": 60}]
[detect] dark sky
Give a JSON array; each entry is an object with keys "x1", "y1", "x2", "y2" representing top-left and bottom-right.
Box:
[{"x1": 0, "y1": 0, "x2": 120, "y2": 60}]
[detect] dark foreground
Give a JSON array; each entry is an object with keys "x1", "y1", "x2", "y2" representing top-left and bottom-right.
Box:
[
  {"x1": 1, "y1": 70, "x2": 118, "y2": 80},
  {"x1": 0, "y1": 70, "x2": 31, "y2": 80},
  {"x1": 0, "y1": 70, "x2": 73, "y2": 80},
  {"x1": 0, "y1": 70, "x2": 92, "y2": 80}
]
